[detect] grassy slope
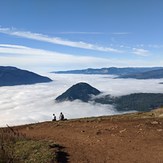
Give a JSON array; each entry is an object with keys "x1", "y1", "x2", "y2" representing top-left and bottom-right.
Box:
[{"x1": 0, "y1": 128, "x2": 56, "y2": 163}]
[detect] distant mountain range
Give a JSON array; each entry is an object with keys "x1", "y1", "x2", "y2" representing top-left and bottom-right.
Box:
[
  {"x1": 55, "y1": 82, "x2": 163, "y2": 112},
  {"x1": 118, "y1": 68, "x2": 163, "y2": 79},
  {"x1": 53, "y1": 67, "x2": 163, "y2": 76},
  {"x1": 55, "y1": 82, "x2": 101, "y2": 102},
  {"x1": 0, "y1": 66, "x2": 52, "y2": 86}
]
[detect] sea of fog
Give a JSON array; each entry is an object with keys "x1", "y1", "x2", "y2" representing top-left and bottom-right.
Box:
[{"x1": 1, "y1": 74, "x2": 163, "y2": 127}]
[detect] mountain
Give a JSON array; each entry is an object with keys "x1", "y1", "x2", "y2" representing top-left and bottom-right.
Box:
[
  {"x1": 0, "y1": 66, "x2": 52, "y2": 86},
  {"x1": 118, "y1": 68, "x2": 163, "y2": 79},
  {"x1": 94, "y1": 93, "x2": 163, "y2": 112},
  {"x1": 55, "y1": 82, "x2": 101, "y2": 102},
  {"x1": 53, "y1": 67, "x2": 162, "y2": 75},
  {"x1": 55, "y1": 81, "x2": 163, "y2": 112}
]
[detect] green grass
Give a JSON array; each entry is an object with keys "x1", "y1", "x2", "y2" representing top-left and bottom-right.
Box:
[
  {"x1": 0, "y1": 127, "x2": 56, "y2": 163},
  {"x1": 13, "y1": 140, "x2": 55, "y2": 163}
]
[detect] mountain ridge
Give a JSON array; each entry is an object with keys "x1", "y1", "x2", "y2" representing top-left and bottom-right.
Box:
[
  {"x1": 118, "y1": 68, "x2": 163, "y2": 79},
  {"x1": 52, "y1": 67, "x2": 163, "y2": 75},
  {"x1": 0, "y1": 66, "x2": 52, "y2": 86}
]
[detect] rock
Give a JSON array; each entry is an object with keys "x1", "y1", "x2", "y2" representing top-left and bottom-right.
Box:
[
  {"x1": 151, "y1": 121, "x2": 159, "y2": 125},
  {"x1": 157, "y1": 129, "x2": 163, "y2": 132},
  {"x1": 119, "y1": 129, "x2": 126, "y2": 133}
]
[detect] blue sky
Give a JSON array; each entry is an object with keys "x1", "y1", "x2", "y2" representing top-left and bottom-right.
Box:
[{"x1": 0, "y1": 0, "x2": 163, "y2": 72}]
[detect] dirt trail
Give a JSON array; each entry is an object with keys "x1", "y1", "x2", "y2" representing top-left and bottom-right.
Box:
[{"x1": 16, "y1": 114, "x2": 163, "y2": 163}]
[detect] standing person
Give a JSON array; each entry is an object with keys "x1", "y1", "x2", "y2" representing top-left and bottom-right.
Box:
[
  {"x1": 59, "y1": 112, "x2": 64, "y2": 120},
  {"x1": 52, "y1": 114, "x2": 56, "y2": 121}
]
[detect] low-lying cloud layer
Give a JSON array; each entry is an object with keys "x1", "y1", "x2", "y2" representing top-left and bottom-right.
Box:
[{"x1": 1, "y1": 74, "x2": 163, "y2": 127}]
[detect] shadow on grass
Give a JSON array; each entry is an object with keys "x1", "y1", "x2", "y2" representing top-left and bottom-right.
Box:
[
  {"x1": 55, "y1": 150, "x2": 69, "y2": 163},
  {"x1": 50, "y1": 144, "x2": 69, "y2": 163}
]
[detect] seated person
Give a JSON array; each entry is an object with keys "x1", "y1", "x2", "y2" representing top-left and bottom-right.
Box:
[
  {"x1": 59, "y1": 112, "x2": 64, "y2": 120},
  {"x1": 52, "y1": 114, "x2": 56, "y2": 121}
]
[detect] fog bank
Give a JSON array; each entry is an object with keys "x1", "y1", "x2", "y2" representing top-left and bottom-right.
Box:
[{"x1": 0, "y1": 74, "x2": 163, "y2": 127}]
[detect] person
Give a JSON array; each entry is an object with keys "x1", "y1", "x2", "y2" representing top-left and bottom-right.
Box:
[
  {"x1": 59, "y1": 112, "x2": 64, "y2": 120},
  {"x1": 52, "y1": 114, "x2": 56, "y2": 121}
]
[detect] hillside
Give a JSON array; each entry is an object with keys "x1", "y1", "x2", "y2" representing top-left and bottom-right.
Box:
[
  {"x1": 56, "y1": 82, "x2": 163, "y2": 112},
  {"x1": 55, "y1": 82, "x2": 101, "y2": 102},
  {"x1": 94, "y1": 93, "x2": 163, "y2": 112},
  {"x1": 0, "y1": 66, "x2": 52, "y2": 86},
  {"x1": 2, "y1": 109, "x2": 163, "y2": 163},
  {"x1": 118, "y1": 68, "x2": 163, "y2": 79},
  {"x1": 53, "y1": 67, "x2": 162, "y2": 75}
]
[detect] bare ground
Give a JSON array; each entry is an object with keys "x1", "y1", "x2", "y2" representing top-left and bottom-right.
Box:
[{"x1": 14, "y1": 110, "x2": 163, "y2": 163}]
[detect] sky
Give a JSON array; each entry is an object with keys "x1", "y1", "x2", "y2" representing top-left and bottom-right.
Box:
[{"x1": 0, "y1": 0, "x2": 163, "y2": 72}]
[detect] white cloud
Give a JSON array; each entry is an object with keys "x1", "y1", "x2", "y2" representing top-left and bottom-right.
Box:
[
  {"x1": 57, "y1": 32, "x2": 104, "y2": 35},
  {"x1": 112, "y1": 32, "x2": 131, "y2": 35},
  {"x1": 55, "y1": 32, "x2": 131, "y2": 35},
  {"x1": 1, "y1": 43, "x2": 157, "y2": 72},
  {"x1": 148, "y1": 44, "x2": 163, "y2": 48},
  {"x1": 0, "y1": 44, "x2": 123, "y2": 72},
  {"x1": 0, "y1": 27, "x2": 122, "y2": 53},
  {"x1": 0, "y1": 44, "x2": 29, "y2": 49},
  {"x1": 132, "y1": 48, "x2": 150, "y2": 56},
  {"x1": 1, "y1": 74, "x2": 163, "y2": 127}
]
